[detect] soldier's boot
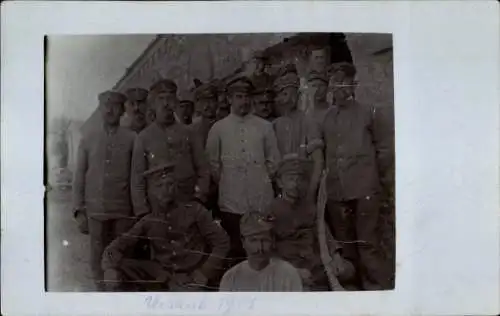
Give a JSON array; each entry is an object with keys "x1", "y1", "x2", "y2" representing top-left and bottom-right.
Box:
[{"x1": 102, "y1": 268, "x2": 122, "y2": 292}]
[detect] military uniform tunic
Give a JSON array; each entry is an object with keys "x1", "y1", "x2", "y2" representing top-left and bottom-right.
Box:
[
  {"x1": 272, "y1": 110, "x2": 323, "y2": 159},
  {"x1": 206, "y1": 113, "x2": 280, "y2": 215},
  {"x1": 73, "y1": 125, "x2": 136, "y2": 220},
  {"x1": 265, "y1": 198, "x2": 328, "y2": 289},
  {"x1": 102, "y1": 202, "x2": 230, "y2": 289},
  {"x1": 320, "y1": 101, "x2": 390, "y2": 201},
  {"x1": 131, "y1": 122, "x2": 210, "y2": 216}
]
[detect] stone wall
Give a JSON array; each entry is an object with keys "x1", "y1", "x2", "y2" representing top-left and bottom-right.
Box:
[{"x1": 346, "y1": 33, "x2": 394, "y2": 143}]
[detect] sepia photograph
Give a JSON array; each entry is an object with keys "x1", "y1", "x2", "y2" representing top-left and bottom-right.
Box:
[
  {"x1": 45, "y1": 32, "x2": 395, "y2": 293},
  {"x1": 3, "y1": 1, "x2": 499, "y2": 315}
]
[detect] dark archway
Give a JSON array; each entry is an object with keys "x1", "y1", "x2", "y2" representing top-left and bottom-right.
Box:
[{"x1": 328, "y1": 33, "x2": 353, "y2": 64}]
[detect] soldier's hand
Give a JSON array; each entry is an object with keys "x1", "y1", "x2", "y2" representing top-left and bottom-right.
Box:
[
  {"x1": 332, "y1": 252, "x2": 355, "y2": 282},
  {"x1": 73, "y1": 208, "x2": 89, "y2": 235},
  {"x1": 191, "y1": 269, "x2": 208, "y2": 286},
  {"x1": 298, "y1": 268, "x2": 313, "y2": 286},
  {"x1": 101, "y1": 249, "x2": 122, "y2": 270}
]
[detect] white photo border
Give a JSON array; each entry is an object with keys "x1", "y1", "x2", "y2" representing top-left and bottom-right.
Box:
[{"x1": 1, "y1": 1, "x2": 499, "y2": 315}]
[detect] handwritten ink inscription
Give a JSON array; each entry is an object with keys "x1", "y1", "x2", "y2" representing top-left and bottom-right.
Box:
[{"x1": 144, "y1": 295, "x2": 257, "y2": 314}]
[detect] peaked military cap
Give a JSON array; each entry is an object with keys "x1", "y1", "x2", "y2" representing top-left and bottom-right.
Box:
[
  {"x1": 327, "y1": 62, "x2": 357, "y2": 79},
  {"x1": 179, "y1": 99, "x2": 194, "y2": 106},
  {"x1": 194, "y1": 83, "x2": 218, "y2": 101},
  {"x1": 149, "y1": 79, "x2": 178, "y2": 95},
  {"x1": 98, "y1": 90, "x2": 127, "y2": 104},
  {"x1": 252, "y1": 86, "x2": 275, "y2": 100},
  {"x1": 307, "y1": 70, "x2": 328, "y2": 84},
  {"x1": 273, "y1": 64, "x2": 300, "y2": 92},
  {"x1": 276, "y1": 154, "x2": 314, "y2": 178},
  {"x1": 124, "y1": 87, "x2": 148, "y2": 102},
  {"x1": 240, "y1": 211, "x2": 274, "y2": 237},
  {"x1": 142, "y1": 161, "x2": 177, "y2": 179},
  {"x1": 225, "y1": 76, "x2": 255, "y2": 94}
]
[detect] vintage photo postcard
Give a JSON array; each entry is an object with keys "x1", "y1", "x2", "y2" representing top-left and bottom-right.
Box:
[{"x1": 2, "y1": 1, "x2": 499, "y2": 316}]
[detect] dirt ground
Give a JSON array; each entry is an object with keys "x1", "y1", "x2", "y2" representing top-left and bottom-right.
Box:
[{"x1": 46, "y1": 188, "x2": 95, "y2": 292}]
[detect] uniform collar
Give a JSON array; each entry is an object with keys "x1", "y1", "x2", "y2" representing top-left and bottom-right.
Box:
[{"x1": 229, "y1": 112, "x2": 253, "y2": 123}]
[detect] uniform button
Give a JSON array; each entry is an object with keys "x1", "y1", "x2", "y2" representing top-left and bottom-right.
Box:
[
  {"x1": 168, "y1": 226, "x2": 172, "y2": 230},
  {"x1": 105, "y1": 160, "x2": 110, "y2": 164},
  {"x1": 172, "y1": 251, "x2": 176, "y2": 256},
  {"x1": 166, "y1": 213, "x2": 170, "y2": 218},
  {"x1": 170, "y1": 240, "x2": 174, "y2": 244}
]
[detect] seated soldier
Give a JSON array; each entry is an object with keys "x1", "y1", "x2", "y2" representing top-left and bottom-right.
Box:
[
  {"x1": 219, "y1": 212, "x2": 303, "y2": 292},
  {"x1": 266, "y1": 155, "x2": 355, "y2": 291},
  {"x1": 101, "y1": 162, "x2": 230, "y2": 292}
]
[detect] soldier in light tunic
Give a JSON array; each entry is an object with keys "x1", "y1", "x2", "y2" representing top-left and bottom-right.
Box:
[
  {"x1": 219, "y1": 212, "x2": 303, "y2": 292},
  {"x1": 206, "y1": 76, "x2": 280, "y2": 268}
]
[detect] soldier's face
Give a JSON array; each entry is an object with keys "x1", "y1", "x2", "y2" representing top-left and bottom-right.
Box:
[
  {"x1": 278, "y1": 173, "x2": 309, "y2": 201},
  {"x1": 127, "y1": 100, "x2": 147, "y2": 125},
  {"x1": 243, "y1": 233, "x2": 273, "y2": 259},
  {"x1": 229, "y1": 91, "x2": 251, "y2": 116},
  {"x1": 310, "y1": 49, "x2": 327, "y2": 72},
  {"x1": 275, "y1": 86, "x2": 298, "y2": 116},
  {"x1": 176, "y1": 102, "x2": 194, "y2": 124},
  {"x1": 309, "y1": 79, "x2": 328, "y2": 102},
  {"x1": 154, "y1": 92, "x2": 177, "y2": 125},
  {"x1": 252, "y1": 94, "x2": 273, "y2": 119},
  {"x1": 101, "y1": 101, "x2": 124, "y2": 126},
  {"x1": 197, "y1": 98, "x2": 218, "y2": 120},
  {"x1": 152, "y1": 175, "x2": 176, "y2": 207},
  {"x1": 329, "y1": 72, "x2": 356, "y2": 105},
  {"x1": 254, "y1": 59, "x2": 265, "y2": 73}
]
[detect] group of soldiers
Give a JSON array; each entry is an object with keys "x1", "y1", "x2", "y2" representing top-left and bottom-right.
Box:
[{"x1": 72, "y1": 51, "x2": 394, "y2": 292}]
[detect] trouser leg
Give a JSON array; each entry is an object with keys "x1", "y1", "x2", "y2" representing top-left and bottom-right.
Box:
[
  {"x1": 219, "y1": 211, "x2": 245, "y2": 268},
  {"x1": 103, "y1": 259, "x2": 166, "y2": 292},
  {"x1": 88, "y1": 218, "x2": 107, "y2": 291},
  {"x1": 325, "y1": 199, "x2": 360, "y2": 290},
  {"x1": 354, "y1": 194, "x2": 389, "y2": 290}
]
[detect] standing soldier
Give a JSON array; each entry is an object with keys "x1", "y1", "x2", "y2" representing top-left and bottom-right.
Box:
[
  {"x1": 131, "y1": 79, "x2": 210, "y2": 218},
  {"x1": 215, "y1": 81, "x2": 231, "y2": 121},
  {"x1": 72, "y1": 90, "x2": 136, "y2": 291},
  {"x1": 249, "y1": 51, "x2": 273, "y2": 92},
  {"x1": 306, "y1": 70, "x2": 330, "y2": 127},
  {"x1": 272, "y1": 64, "x2": 324, "y2": 200},
  {"x1": 190, "y1": 82, "x2": 219, "y2": 147},
  {"x1": 206, "y1": 76, "x2": 280, "y2": 268},
  {"x1": 102, "y1": 162, "x2": 229, "y2": 291},
  {"x1": 252, "y1": 87, "x2": 276, "y2": 122},
  {"x1": 321, "y1": 62, "x2": 392, "y2": 290},
  {"x1": 121, "y1": 87, "x2": 149, "y2": 133},
  {"x1": 190, "y1": 82, "x2": 221, "y2": 218}
]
